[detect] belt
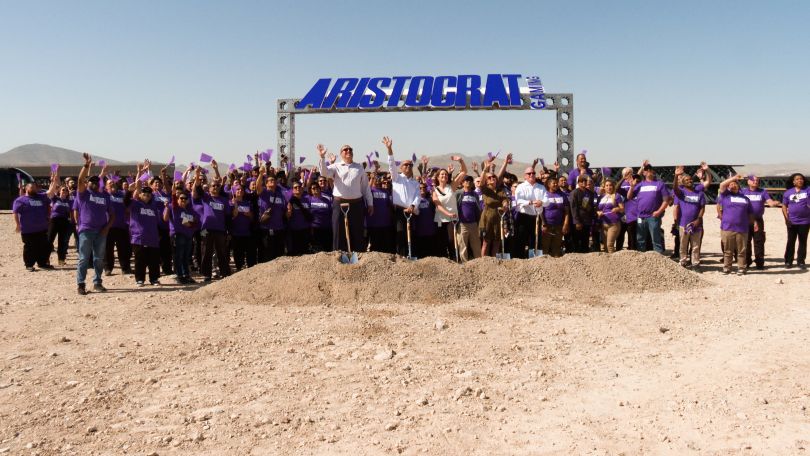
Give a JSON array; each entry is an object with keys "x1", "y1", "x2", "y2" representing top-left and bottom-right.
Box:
[{"x1": 334, "y1": 197, "x2": 361, "y2": 203}]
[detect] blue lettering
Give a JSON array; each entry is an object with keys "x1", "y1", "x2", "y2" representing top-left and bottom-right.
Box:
[
  {"x1": 321, "y1": 78, "x2": 359, "y2": 109},
  {"x1": 455, "y1": 75, "x2": 482, "y2": 107},
  {"x1": 503, "y1": 74, "x2": 522, "y2": 106},
  {"x1": 297, "y1": 78, "x2": 331, "y2": 109},
  {"x1": 405, "y1": 76, "x2": 433, "y2": 107},
  {"x1": 430, "y1": 76, "x2": 457, "y2": 107},
  {"x1": 483, "y1": 74, "x2": 509, "y2": 107},
  {"x1": 358, "y1": 77, "x2": 391, "y2": 108},
  {"x1": 345, "y1": 77, "x2": 370, "y2": 108},
  {"x1": 387, "y1": 76, "x2": 410, "y2": 107}
]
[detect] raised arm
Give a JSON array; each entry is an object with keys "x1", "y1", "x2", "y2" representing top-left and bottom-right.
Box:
[
  {"x1": 451, "y1": 156, "x2": 467, "y2": 189},
  {"x1": 211, "y1": 159, "x2": 221, "y2": 181},
  {"x1": 46, "y1": 166, "x2": 61, "y2": 198},
  {"x1": 718, "y1": 174, "x2": 741, "y2": 193},
  {"x1": 496, "y1": 153, "x2": 512, "y2": 186},
  {"x1": 317, "y1": 144, "x2": 334, "y2": 178},
  {"x1": 673, "y1": 166, "x2": 684, "y2": 199},
  {"x1": 77, "y1": 153, "x2": 92, "y2": 193}
]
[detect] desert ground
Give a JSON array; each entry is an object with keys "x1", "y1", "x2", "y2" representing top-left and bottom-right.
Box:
[{"x1": 1, "y1": 208, "x2": 808, "y2": 455}]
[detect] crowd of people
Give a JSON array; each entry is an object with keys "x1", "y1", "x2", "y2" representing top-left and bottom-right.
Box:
[{"x1": 11, "y1": 138, "x2": 810, "y2": 295}]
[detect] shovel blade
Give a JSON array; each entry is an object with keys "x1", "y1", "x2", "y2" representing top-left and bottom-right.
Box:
[
  {"x1": 349, "y1": 252, "x2": 359, "y2": 264},
  {"x1": 496, "y1": 253, "x2": 511, "y2": 260},
  {"x1": 339, "y1": 254, "x2": 350, "y2": 264},
  {"x1": 528, "y1": 249, "x2": 542, "y2": 258}
]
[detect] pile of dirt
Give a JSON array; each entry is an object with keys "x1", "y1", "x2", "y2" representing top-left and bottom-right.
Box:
[{"x1": 190, "y1": 250, "x2": 706, "y2": 307}]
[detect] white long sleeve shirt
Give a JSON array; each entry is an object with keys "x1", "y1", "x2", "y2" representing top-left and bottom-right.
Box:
[
  {"x1": 319, "y1": 158, "x2": 373, "y2": 207},
  {"x1": 387, "y1": 154, "x2": 421, "y2": 214},
  {"x1": 514, "y1": 181, "x2": 547, "y2": 216}
]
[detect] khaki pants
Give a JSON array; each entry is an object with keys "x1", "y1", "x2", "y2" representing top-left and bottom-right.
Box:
[
  {"x1": 601, "y1": 223, "x2": 621, "y2": 253},
  {"x1": 457, "y1": 222, "x2": 482, "y2": 261},
  {"x1": 541, "y1": 225, "x2": 563, "y2": 257},
  {"x1": 721, "y1": 230, "x2": 747, "y2": 272},
  {"x1": 679, "y1": 226, "x2": 704, "y2": 265}
]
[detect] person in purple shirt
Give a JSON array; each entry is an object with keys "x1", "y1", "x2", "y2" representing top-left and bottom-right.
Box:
[
  {"x1": 128, "y1": 178, "x2": 162, "y2": 286},
  {"x1": 741, "y1": 175, "x2": 779, "y2": 269},
  {"x1": 616, "y1": 167, "x2": 636, "y2": 251},
  {"x1": 103, "y1": 178, "x2": 132, "y2": 276},
  {"x1": 74, "y1": 154, "x2": 116, "y2": 295},
  {"x1": 256, "y1": 166, "x2": 287, "y2": 261},
  {"x1": 672, "y1": 167, "x2": 706, "y2": 268},
  {"x1": 541, "y1": 176, "x2": 570, "y2": 257},
  {"x1": 230, "y1": 184, "x2": 257, "y2": 269},
  {"x1": 457, "y1": 176, "x2": 482, "y2": 261},
  {"x1": 13, "y1": 180, "x2": 56, "y2": 271},
  {"x1": 566, "y1": 152, "x2": 593, "y2": 189},
  {"x1": 596, "y1": 179, "x2": 624, "y2": 253},
  {"x1": 413, "y1": 183, "x2": 438, "y2": 258},
  {"x1": 627, "y1": 162, "x2": 669, "y2": 254},
  {"x1": 285, "y1": 181, "x2": 313, "y2": 256},
  {"x1": 308, "y1": 182, "x2": 333, "y2": 253},
  {"x1": 366, "y1": 177, "x2": 395, "y2": 253},
  {"x1": 49, "y1": 185, "x2": 74, "y2": 266},
  {"x1": 718, "y1": 174, "x2": 758, "y2": 275},
  {"x1": 192, "y1": 162, "x2": 232, "y2": 281},
  {"x1": 150, "y1": 174, "x2": 173, "y2": 276},
  {"x1": 781, "y1": 173, "x2": 810, "y2": 269},
  {"x1": 164, "y1": 191, "x2": 198, "y2": 284}
]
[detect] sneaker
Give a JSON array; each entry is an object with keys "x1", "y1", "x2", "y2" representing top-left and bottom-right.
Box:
[
  {"x1": 184, "y1": 277, "x2": 197, "y2": 284},
  {"x1": 150, "y1": 280, "x2": 161, "y2": 286},
  {"x1": 755, "y1": 264, "x2": 765, "y2": 270},
  {"x1": 736, "y1": 270, "x2": 746, "y2": 276},
  {"x1": 93, "y1": 283, "x2": 108, "y2": 292},
  {"x1": 799, "y1": 263, "x2": 808, "y2": 270},
  {"x1": 77, "y1": 284, "x2": 87, "y2": 295},
  {"x1": 26, "y1": 266, "x2": 36, "y2": 272},
  {"x1": 136, "y1": 281, "x2": 145, "y2": 287},
  {"x1": 785, "y1": 262, "x2": 794, "y2": 269}
]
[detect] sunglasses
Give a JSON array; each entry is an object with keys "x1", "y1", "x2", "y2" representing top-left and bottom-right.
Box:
[
  {"x1": 342, "y1": 148, "x2": 353, "y2": 152},
  {"x1": 178, "y1": 197, "x2": 188, "y2": 200},
  {"x1": 402, "y1": 163, "x2": 413, "y2": 167},
  {"x1": 525, "y1": 172, "x2": 535, "y2": 175}
]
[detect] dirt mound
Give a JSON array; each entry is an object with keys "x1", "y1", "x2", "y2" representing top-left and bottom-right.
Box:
[{"x1": 190, "y1": 250, "x2": 706, "y2": 307}]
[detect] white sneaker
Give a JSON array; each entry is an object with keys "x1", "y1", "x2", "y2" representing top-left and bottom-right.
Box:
[{"x1": 136, "y1": 281, "x2": 145, "y2": 287}]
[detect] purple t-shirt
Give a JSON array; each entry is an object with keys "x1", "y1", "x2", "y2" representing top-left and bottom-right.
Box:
[
  {"x1": 13, "y1": 193, "x2": 50, "y2": 234},
  {"x1": 168, "y1": 202, "x2": 198, "y2": 238},
  {"x1": 740, "y1": 187, "x2": 771, "y2": 218},
  {"x1": 309, "y1": 195, "x2": 332, "y2": 229},
  {"x1": 258, "y1": 188, "x2": 287, "y2": 231},
  {"x1": 194, "y1": 193, "x2": 230, "y2": 232},
  {"x1": 675, "y1": 188, "x2": 706, "y2": 229},
  {"x1": 128, "y1": 199, "x2": 160, "y2": 247},
  {"x1": 50, "y1": 196, "x2": 71, "y2": 220},
  {"x1": 414, "y1": 197, "x2": 437, "y2": 236},
  {"x1": 633, "y1": 180, "x2": 669, "y2": 219},
  {"x1": 542, "y1": 191, "x2": 568, "y2": 226},
  {"x1": 152, "y1": 190, "x2": 170, "y2": 230},
  {"x1": 782, "y1": 188, "x2": 810, "y2": 225},
  {"x1": 287, "y1": 196, "x2": 312, "y2": 231},
  {"x1": 598, "y1": 193, "x2": 624, "y2": 225},
  {"x1": 566, "y1": 168, "x2": 593, "y2": 189},
  {"x1": 75, "y1": 189, "x2": 112, "y2": 233},
  {"x1": 618, "y1": 180, "x2": 637, "y2": 223},
  {"x1": 458, "y1": 191, "x2": 480, "y2": 224},
  {"x1": 107, "y1": 190, "x2": 128, "y2": 229},
  {"x1": 366, "y1": 187, "x2": 392, "y2": 228},
  {"x1": 719, "y1": 190, "x2": 753, "y2": 233},
  {"x1": 474, "y1": 188, "x2": 484, "y2": 211},
  {"x1": 231, "y1": 199, "x2": 254, "y2": 237}
]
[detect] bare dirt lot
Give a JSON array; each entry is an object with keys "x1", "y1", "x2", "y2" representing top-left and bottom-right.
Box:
[{"x1": 1, "y1": 209, "x2": 808, "y2": 455}]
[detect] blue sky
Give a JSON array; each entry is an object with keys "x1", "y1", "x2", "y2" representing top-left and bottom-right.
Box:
[{"x1": 1, "y1": 0, "x2": 808, "y2": 168}]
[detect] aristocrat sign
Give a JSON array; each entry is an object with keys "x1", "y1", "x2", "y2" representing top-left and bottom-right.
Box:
[{"x1": 296, "y1": 73, "x2": 547, "y2": 110}]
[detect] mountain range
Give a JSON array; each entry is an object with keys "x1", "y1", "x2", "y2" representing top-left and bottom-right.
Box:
[{"x1": 0, "y1": 144, "x2": 124, "y2": 166}]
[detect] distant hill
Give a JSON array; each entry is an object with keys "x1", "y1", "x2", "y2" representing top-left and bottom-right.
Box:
[{"x1": 0, "y1": 144, "x2": 124, "y2": 166}]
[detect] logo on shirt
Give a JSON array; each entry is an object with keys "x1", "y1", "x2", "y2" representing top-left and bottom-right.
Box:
[
  {"x1": 789, "y1": 192, "x2": 807, "y2": 203},
  {"x1": 140, "y1": 208, "x2": 156, "y2": 217},
  {"x1": 89, "y1": 195, "x2": 107, "y2": 205},
  {"x1": 209, "y1": 201, "x2": 224, "y2": 211},
  {"x1": 639, "y1": 185, "x2": 657, "y2": 193},
  {"x1": 684, "y1": 195, "x2": 700, "y2": 203},
  {"x1": 745, "y1": 194, "x2": 762, "y2": 202},
  {"x1": 28, "y1": 199, "x2": 43, "y2": 207},
  {"x1": 180, "y1": 213, "x2": 195, "y2": 224},
  {"x1": 729, "y1": 196, "x2": 748, "y2": 204}
]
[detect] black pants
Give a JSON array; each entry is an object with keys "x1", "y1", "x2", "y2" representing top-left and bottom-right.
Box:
[
  {"x1": 311, "y1": 227, "x2": 332, "y2": 253},
  {"x1": 201, "y1": 230, "x2": 231, "y2": 279},
  {"x1": 231, "y1": 235, "x2": 257, "y2": 269},
  {"x1": 746, "y1": 217, "x2": 766, "y2": 267},
  {"x1": 368, "y1": 226, "x2": 394, "y2": 253},
  {"x1": 571, "y1": 225, "x2": 591, "y2": 253},
  {"x1": 671, "y1": 222, "x2": 681, "y2": 258},
  {"x1": 260, "y1": 229, "x2": 286, "y2": 262},
  {"x1": 192, "y1": 230, "x2": 202, "y2": 270},
  {"x1": 104, "y1": 227, "x2": 132, "y2": 273},
  {"x1": 158, "y1": 228, "x2": 172, "y2": 275},
  {"x1": 332, "y1": 199, "x2": 365, "y2": 253},
  {"x1": 785, "y1": 223, "x2": 809, "y2": 265},
  {"x1": 616, "y1": 221, "x2": 627, "y2": 252},
  {"x1": 414, "y1": 234, "x2": 437, "y2": 258},
  {"x1": 625, "y1": 221, "x2": 638, "y2": 250},
  {"x1": 48, "y1": 217, "x2": 72, "y2": 262},
  {"x1": 21, "y1": 231, "x2": 49, "y2": 268},
  {"x1": 514, "y1": 213, "x2": 540, "y2": 259},
  {"x1": 287, "y1": 229, "x2": 311, "y2": 256},
  {"x1": 132, "y1": 244, "x2": 160, "y2": 283},
  {"x1": 435, "y1": 222, "x2": 457, "y2": 260}
]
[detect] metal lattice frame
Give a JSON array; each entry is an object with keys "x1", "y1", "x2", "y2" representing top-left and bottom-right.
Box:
[{"x1": 276, "y1": 93, "x2": 574, "y2": 172}]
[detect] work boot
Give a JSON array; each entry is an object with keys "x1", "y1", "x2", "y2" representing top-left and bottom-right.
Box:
[{"x1": 77, "y1": 283, "x2": 87, "y2": 295}]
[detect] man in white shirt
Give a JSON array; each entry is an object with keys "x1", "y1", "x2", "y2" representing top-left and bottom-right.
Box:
[
  {"x1": 513, "y1": 166, "x2": 547, "y2": 258},
  {"x1": 318, "y1": 144, "x2": 373, "y2": 252},
  {"x1": 381, "y1": 136, "x2": 421, "y2": 257}
]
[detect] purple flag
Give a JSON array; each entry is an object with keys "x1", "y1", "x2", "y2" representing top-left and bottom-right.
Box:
[
  {"x1": 110, "y1": 175, "x2": 121, "y2": 183},
  {"x1": 228, "y1": 163, "x2": 236, "y2": 172},
  {"x1": 242, "y1": 163, "x2": 252, "y2": 172},
  {"x1": 581, "y1": 149, "x2": 588, "y2": 156},
  {"x1": 539, "y1": 158, "x2": 545, "y2": 167},
  {"x1": 168, "y1": 155, "x2": 175, "y2": 165},
  {"x1": 747, "y1": 174, "x2": 756, "y2": 180},
  {"x1": 16, "y1": 172, "x2": 21, "y2": 183},
  {"x1": 367, "y1": 156, "x2": 373, "y2": 167},
  {"x1": 266, "y1": 149, "x2": 274, "y2": 160},
  {"x1": 246, "y1": 154, "x2": 253, "y2": 163},
  {"x1": 173, "y1": 171, "x2": 183, "y2": 181},
  {"x1": 201, "y1": 168, "x2": 208, "y2": 175},
  {"x1": 299, "y1": 156, "x2": 305, "y2": 164},
  {"x1": 304, "y1": 170, "x2": 311, "y2": 182},
  {"x1": 139, "y1": 173, "x2": 150, "y2": 182},
  {"x1": 395, "y1": 160, "x2": 402, "y2": 166},
  {"x1": 50, "y1": 163, "x2": 58, "y2": 173},
  {"x1": 97, "y1": 160, "x2": 106, "y2": 168},
  {"x1": 190, "y1": 161, "x2": 196, "y2": 169},
  {"x1": 126, "y1": 176, "x2": 133, "y2": 184},
  {"x1": 602, "y1": 167, "x2": 612, "y2": 176},
  {"x1": 411, "y1": 153, "x2": 417, "y2": 162},
  {"x1": 259, "y1": 151, "x2": 268, "y2": 162},
  {"x1": 374, "y1": 150, "x2": 379, "y2": 158},
  {"x1": 199, "y1": 153, "x2": 213, "y2": 163}
]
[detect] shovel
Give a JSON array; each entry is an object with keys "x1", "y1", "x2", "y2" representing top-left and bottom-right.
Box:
[
  {"x1": 528, "y1": 213, "x2": 543, "y2": 258},
  {"x1": 452, "y1": 218, "x2": 461, "y2": 263},
  {"x1": 404, "y1": 212, "x2": 417, "y2": 261},
  {"x1": 496, "y1": 208, "x2": 511, "y2": 260},
  {"x1": 339, "y1": 203, "x2": 358, "y2": 264}
]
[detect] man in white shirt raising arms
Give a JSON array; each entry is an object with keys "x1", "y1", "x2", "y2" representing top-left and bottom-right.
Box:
[
  {"x1": 382, "y1": 136, "x2": 421, "y2": 257},
  {"x1": 318, "y1": 143, "x2": 373, "y2": 253},
  {"x1": 513, "y1": 163, "x2": 547, "y2": 258}
]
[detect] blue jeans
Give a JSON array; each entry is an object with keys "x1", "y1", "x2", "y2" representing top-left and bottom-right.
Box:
[
  {"x1": 173, "y1": 233, "x2": 193, "y2": 278},
  {"x1": 77, "y1": 230, "x2": 107, "y2": 285},
  {"x1": 636, "y1": 216, "x2": 664, "y2": 253}
]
